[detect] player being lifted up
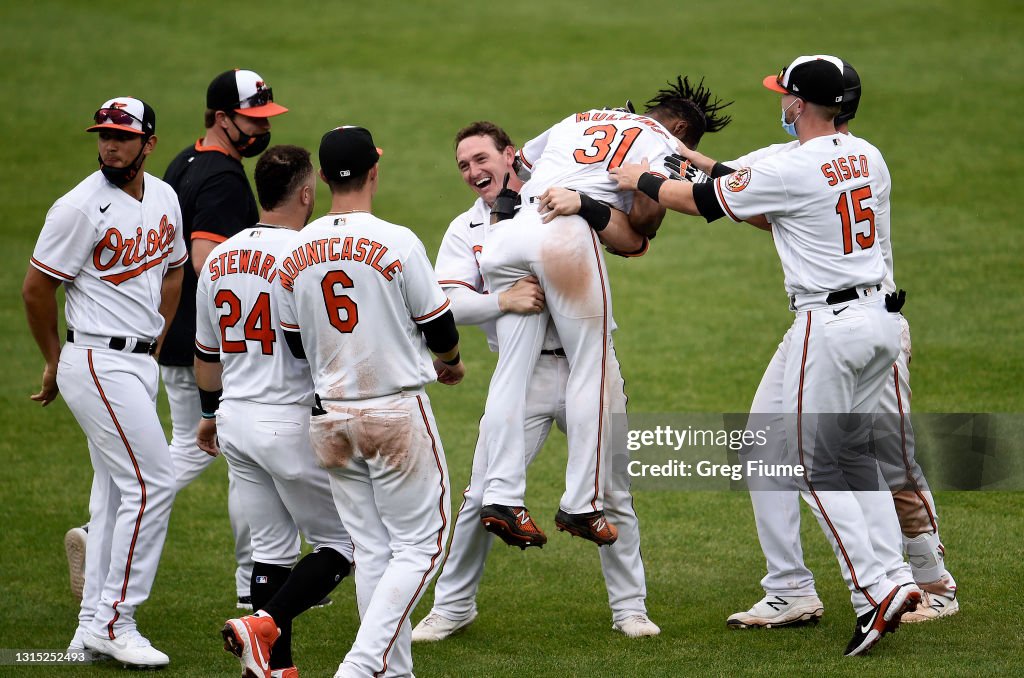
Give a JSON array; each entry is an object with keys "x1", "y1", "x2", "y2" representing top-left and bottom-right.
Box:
[{"x1": 476, "y1": 77, "x2": 732, "y2": 549}]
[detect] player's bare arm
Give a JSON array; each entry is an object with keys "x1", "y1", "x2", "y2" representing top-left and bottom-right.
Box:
[
  {"x1": 22, "y1": 267, "x2": 63, "y2": 406},
  {"x1": 537, "y1": 187, "x2": 648, "y2": 254},
  {"x1": 498, "y1": 275, "x2": 545, "y2": 314},
  {"x1": 190, "y1": 237, "x2": 219, "y2": 276},
  {"x1": 156, "y1": 265, "x2": 183, "y2": 356},
  {"x1": 193, "y1": 358, "x2": 223, "y2": 457},
  {"x1": 611, "y1": 160, "x2": 771, "y2": 231}
]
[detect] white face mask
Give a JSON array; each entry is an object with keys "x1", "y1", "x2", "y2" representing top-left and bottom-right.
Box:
[{"x1": 780, "y1": 98, "x2": 802, "y2": 137}]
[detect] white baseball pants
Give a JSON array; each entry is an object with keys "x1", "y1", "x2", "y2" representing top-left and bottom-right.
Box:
[
  {"x1": 161, "y1": 364, "x2": 253, "y2": 596},
  {"x1": 58, "y1": 343, "x2": 175, "y2": 638},
  {"x1": 216, "y1": 400, "x2": 352, "y2": 565},
  {"x1": 310, "y1": 391, "x2": 450, "y2": 678},
  {"x1": 430, "y1": 349, "x2": 649, "y2": 624},
  {"x1": 478, "y1": 209, "x2": 613, "y2": 514}
]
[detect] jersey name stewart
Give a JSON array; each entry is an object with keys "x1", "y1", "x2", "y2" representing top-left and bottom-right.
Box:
[
  {"x1": 195, "y1": 226, "x2": 313, "y2": 407},
  {"x1": 30, "y1": 171, "x2": 186, "y2": 339},
  {"x1": 277, "y1": 212, "x2": 450, "y2": 401},
  {"x1": 517, "y1": 110, "x2": 678, "y2": 212},
  {"x1": 713, "y1": 133, "x2": 890, "y2": 296}
]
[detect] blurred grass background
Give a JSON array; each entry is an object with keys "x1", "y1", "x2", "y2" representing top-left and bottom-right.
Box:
[{"x1": 1, "y1": 1, "x2": 1021, "y2": 675}]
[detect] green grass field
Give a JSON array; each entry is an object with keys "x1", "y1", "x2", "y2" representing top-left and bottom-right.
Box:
[{"x1": 2, "y1": 1, "x2": 1022, "y2": 676}]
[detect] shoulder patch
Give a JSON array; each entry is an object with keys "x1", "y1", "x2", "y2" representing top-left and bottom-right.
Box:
[{"x1": 726, "y1": 167, "x2": 752, "y2": 193}]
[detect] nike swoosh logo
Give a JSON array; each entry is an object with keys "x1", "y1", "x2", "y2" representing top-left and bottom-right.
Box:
[
  {"x1": 469, "y1": 221, "x2": 484, "y2": 228},
  {"x1": 833, "y1": 305, "x2": 849, "y2": 315},
  {"x1": 99, "y1": 203, "x2": 111, "y2": 213},
  {"x1": 859, "y1": 621, "x2": 874, "y2": 634}
]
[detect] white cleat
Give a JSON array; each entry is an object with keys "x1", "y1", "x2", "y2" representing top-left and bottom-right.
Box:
[
  {"x1": 64, "y1": 526, "x2": 87, "y2": 602},
  {"x1": 82, "y1": 629, "x2": 169, "y2": 669},
  {"x1": 612, "y1": 614, "x2": 661, "y2": 638},
  {"x1": 901, "y1": 588, "x2": 959, "y2": 623},
  {"x1": 67, "y1": 626, "x2": 108, "y2": 664},
  {"x1": 727, "y1": 594, "x2": 824, "y2": 629},
  {"x1": 411, "y1": 610, "x2": 478, "y2": 642}
]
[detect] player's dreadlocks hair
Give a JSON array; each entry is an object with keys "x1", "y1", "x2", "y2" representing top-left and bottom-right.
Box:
[{"x1": 645, "y1": 76, "x2": 733, "y2": 147}]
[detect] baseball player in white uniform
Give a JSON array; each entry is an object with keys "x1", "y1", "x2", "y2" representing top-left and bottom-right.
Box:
[
  {"x1": 674, "y1": 60, "x2": 957, "y2": 628},
  {"x1": 275, "y1": 126, "x2": 463, "y2": 678},
  {"x1": 24, "y1": 97, "x2": 185, "y2": 668},
  {"x1": 185, "y1": 145, "x2": 355, "y2": 678},
  {"x1": 476, "y1": 80, "x2": 724, "y2": 548},
  {"x1": 412, "y1": 121, "x2": 660, "y2": 642},
  {"x1": 612, "y1": 56, "x2": 924, "y2": 656}
]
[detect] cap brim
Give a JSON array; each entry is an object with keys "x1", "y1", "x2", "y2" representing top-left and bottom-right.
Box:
[
  {"x1": 86, "y1": 123, "x2": 145, "y2": 135},
  {"x1": 762, "y1": 75, "x2": 788, "y2": 94},
  {"x1": 235, "y1": 102, "x2": 289, "y2": 117}
]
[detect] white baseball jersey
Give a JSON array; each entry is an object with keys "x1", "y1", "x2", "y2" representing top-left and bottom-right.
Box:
[
  {"x1": 195, "y1": 225, "x2": 314, "y2": 406},
  {"x1": 277, "y1": 212, "x2": 450, "y2": 400},
  {"x1": 517, "y1": 110, "x2": 678, "y2": 211},
  {"x1": 711, "y1": 133, "x2": 890, "y2": 296},
  {"x1": 726, "y1": 135, "x2": 896, "y2": 293},
  {"x1": 31, "y1": 171, "x2": 186, "y2": 338},
  {"x1": 435, "y1": 197, "x2": 565, "y2": 352}
]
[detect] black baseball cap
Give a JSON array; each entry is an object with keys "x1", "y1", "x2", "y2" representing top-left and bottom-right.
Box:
[
  {"x1": 763, "y1": 55, "x2": 844, "y2": 106},
  {"x1": 207, "y1": 69, "x2": 288, "y2": 117},
  {"x1": 87, "y1": 97, "x2": 156, "y2": 136},
  {"x1": 319, "y1": 126, "x2": 383, "y2": 180}
]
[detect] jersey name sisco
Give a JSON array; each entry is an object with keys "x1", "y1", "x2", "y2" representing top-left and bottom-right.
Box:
[
  {"x1": 517, "y1": 110, "x2": 678, "y2": 211},
  {"x1": 30, "y1": 171, "x2": 186, "y2": 339},
  {"x1": 277, "y1": 212, "x2": 450, "y2": 400},
  {"x1": 712, "y1": 133, "x2": 890, "y2": 296},
  {"x1": 195, "y1": 225, "x2": 313, "y2": 406}
]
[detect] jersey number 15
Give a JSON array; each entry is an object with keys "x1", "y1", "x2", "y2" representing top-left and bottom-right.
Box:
[{"x1": 836, "y1": 186, "x2": 875, "y2": 255}]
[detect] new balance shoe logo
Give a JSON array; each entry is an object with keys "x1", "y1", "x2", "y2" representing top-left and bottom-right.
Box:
[
  {"x1": 592, "y1": 517, "x2": 607, "y2": 533},
  {"x1": 765, "y1": 597, "x2": 790, "y2": 612},
  {"x1": 514, "y1": 510, "x2": 530, "y2": 526}
]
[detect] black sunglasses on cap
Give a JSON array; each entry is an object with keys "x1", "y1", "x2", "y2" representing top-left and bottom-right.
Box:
[{"x1": 240, "y1": 87, "x2": 274, "y2": 109}]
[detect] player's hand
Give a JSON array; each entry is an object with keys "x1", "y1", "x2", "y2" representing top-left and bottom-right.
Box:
[
  {"x1": 609, "y1": 159, "x2": 649, "y2": 191},
  {"x1": 538, "y1": 187, "x2": 582, "y2": 223},
  {"x1": 196, "y1": 418, "x2": 220, "y2": 457},
  {"x1": 498, "y1": 275, "x2": 545, "y2": 314},
  {"x1": 433, "y1": 358, "x2": 465, "y2": 386},
  {"x1": 30, "y1": 363, "x2": 59, "y2": 407}
]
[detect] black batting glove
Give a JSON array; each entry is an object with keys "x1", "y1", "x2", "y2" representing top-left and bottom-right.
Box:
[{"x1": 490, "y1": 173, "x2": 520, "y2": 222}]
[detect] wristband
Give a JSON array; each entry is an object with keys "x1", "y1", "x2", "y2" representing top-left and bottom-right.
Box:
[
  {"x1": 576, "y1": 191, "x2": 611, "y2": 232},
  {"x1": 198, "y1": 387, "x2": 222, "y2": 417},
  {"x1": 637, "y1": 173, "x2": 666, "y2": 202},
  {"x1": 441, "y1": 352, "x2": 461, "y2": 366}
]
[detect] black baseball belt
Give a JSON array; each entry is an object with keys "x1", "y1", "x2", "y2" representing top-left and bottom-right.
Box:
[
  {"x1": 824, "y1": 284, "x2": 882, "y2": 305},
  {"x1": 66, "y1": 330, "x2": 157, "y2": 355}
]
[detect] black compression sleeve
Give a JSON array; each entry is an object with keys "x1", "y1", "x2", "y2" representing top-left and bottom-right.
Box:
[
  {"x1": 284, "y1": 330, "x2": 306, "y2": 360},
  {"x1": 576, "y1": 192, "x2": 611, "y2": 232},
  {"x1": 711, "y1": 162, "x2": 736, "y2": 178},
  {"x1": 692, "y1": 181, "x2": 726, "y2": 223},
  {"x1": 420, "y1": 310, "x2": 459, "y2": 354}
]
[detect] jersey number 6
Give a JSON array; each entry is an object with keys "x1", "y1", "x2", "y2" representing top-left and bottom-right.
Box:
[
  {"x1": 836, "y1": 186, "x2": 875, "y2": 255},
  {"x1": 322, "y1": 269, "x2": 358, "y2": 333}
]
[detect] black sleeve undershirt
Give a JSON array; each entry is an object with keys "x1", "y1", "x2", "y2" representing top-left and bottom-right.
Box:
[
  {"x1": 692, "y1": 181, "x2": 726, "y2": 223},
  {"x1": 420, "y1": 310, "x2": 459, "y2": 354}
]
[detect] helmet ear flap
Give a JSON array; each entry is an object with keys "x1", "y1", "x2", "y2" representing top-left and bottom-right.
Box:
[{"x1": 837, "y1": 60, "x2": 861, "y2": 124}]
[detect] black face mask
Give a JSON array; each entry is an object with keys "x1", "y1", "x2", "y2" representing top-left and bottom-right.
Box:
[
  {"x1": 227, "y1": 116, "x2": 271, "y2": 158},
  {"x1": 98, "y1": 140, "x2": 148, "y2": 187}
]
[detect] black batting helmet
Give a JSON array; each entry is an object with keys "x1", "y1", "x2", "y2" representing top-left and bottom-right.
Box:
[{"x1": 836, "y1": 60, "x2": 861, "y2": 125}]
